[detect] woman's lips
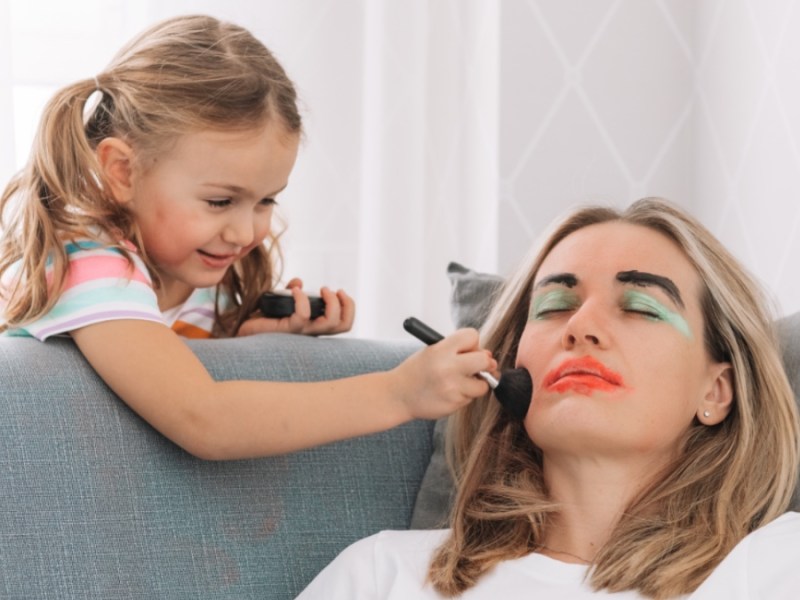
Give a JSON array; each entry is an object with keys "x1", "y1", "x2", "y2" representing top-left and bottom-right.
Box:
[{"x1": 543, "y1": 356, "x2": 625, "y2": 395}]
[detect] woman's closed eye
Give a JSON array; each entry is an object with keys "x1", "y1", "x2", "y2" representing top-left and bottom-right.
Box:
[
  {"x1": 531, "y1": 290, "x2": 580, "y2": 320},
  {"x1": 621, "y1": 291, "x2": 667, "y2": 320}
]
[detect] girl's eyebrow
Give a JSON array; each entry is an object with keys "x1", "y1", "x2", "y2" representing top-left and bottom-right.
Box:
[
  {"x1": 201, "y1": 182, "x2": 288, "y2": 198},
  {"x1": 202, "y1": 182, "x2": 247, "y2": 193},
  {"x1": 616, "y1": 270, "x2": 684, "y2": 308}
]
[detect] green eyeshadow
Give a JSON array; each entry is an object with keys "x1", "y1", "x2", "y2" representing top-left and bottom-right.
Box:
[{"x1": 623, "y1": 290, "x2": 693, "y2": 339}]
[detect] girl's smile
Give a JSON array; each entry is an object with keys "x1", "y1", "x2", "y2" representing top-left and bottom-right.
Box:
[{"x1": 196, "y1": 249, "x2": 241, "y2": 270}]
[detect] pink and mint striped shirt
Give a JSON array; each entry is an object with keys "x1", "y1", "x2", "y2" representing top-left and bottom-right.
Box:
[{"x1": 1, "y1": 240, "x2": 224, "y2": 340}]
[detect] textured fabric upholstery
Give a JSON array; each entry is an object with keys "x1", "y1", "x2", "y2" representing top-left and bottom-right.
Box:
[{"x1": 0, "y1": 333, "x2": 428, "y2": 599}]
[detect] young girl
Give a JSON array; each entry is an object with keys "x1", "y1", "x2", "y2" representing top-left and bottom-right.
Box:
[{"x1": 0, "y1": 15, "x2": 495, "y2": 460}]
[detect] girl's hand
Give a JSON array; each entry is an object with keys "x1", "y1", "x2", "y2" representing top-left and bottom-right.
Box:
[
  {"x1": 238, "y1": 278, "x2": 355, "y2": 337},
  {"x1": 390, "y1": 328, "x2": 497, "y2": 421}
]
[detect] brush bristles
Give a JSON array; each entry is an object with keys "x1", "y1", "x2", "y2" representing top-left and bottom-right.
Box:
[{"x1": 494, "y1": 368, "x2": 533, "y2": 420}]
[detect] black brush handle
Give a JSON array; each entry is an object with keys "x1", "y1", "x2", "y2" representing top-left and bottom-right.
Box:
[{"x1": 403, "y1": 317, "x2": 444, "y2": 345}]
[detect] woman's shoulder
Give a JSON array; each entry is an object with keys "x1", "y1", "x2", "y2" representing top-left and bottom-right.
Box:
[
  {"x1": 343, "y1": 528, "x2": 449, "y2": 564},
  {"x1": 745, "y1": 510, "x2": 800, "y2": 554},
  {"x1": 296, "y1": 529, "x2": 449, "y2": 599},
  {"x1": 744, "y1": 510, "x2": 800, "y2": 549},
  {"x1": 764, "y1": 509, "x2": 800, "y2": 527},
  {"x1": 691, "y1": 511, "x2": 800, "y2": 599}
]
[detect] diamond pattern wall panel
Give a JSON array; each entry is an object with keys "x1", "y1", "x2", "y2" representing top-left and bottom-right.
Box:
[{"x1": 500, "y1": 0, "x2": 800, "y2": 317}]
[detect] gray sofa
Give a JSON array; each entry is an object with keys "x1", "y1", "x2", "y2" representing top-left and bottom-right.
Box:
[{"x1": 0, "y1": 333, "x2": 427, "y2": 599}]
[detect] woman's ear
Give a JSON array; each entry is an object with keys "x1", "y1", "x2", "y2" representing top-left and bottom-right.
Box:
[
  {"x1": 698, "y1": 363, "x2": 734, "y2": 425},
  {"x1": 96, "y1": 138, "x2": 135, "y2": 204}
]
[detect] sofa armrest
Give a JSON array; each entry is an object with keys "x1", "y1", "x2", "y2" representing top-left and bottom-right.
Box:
[{"x1": 0, "y1": 333, "x2": 430, "y2": 599}]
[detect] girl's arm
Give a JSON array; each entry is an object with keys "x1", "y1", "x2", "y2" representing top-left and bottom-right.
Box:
[{"x1": 71, "y1": 319, "x2": 493, "y2": 460}]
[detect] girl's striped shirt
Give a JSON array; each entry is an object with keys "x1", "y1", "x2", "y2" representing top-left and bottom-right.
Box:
[{"x1": 1, "y1": 240, "x2": 223, "y2": 340}]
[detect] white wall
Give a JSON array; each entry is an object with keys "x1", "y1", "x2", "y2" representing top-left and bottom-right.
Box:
[
  {"x1": 4, "y1": 0, "x2": 800, "y2": 338},
  {"x1": 695, "y1": 0, "x2": 800, "y2": 318},
  {"x1": 499, "y1": 0, "x2": 800, "y2": 317}
]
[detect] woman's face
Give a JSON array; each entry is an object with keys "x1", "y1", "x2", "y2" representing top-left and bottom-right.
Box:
[{"x1": 518, "y1": 221, "x2": 731, "y2": 463}]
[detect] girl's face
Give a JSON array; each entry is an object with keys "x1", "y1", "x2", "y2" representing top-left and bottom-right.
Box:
[
  {"x1": 128, "y1": 123, "x2": 299, "y2": 309},
  {"x1": 518, "y1": 221, "x2": 731, "y2": 464}
]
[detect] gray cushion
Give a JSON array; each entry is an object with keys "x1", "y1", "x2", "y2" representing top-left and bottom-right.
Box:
[
  {"x1": 0, "y1": 333, "x2": 430, "y2": 599},
  {"x1": 446, "y1": 261, "x2": 504, "y2": 330},
  {"x1": 410, "y1": 263, "x2": 503, "y2": 529},
  {"x1": 410, "y1": 265, "x2": 800, "y2": 529}
]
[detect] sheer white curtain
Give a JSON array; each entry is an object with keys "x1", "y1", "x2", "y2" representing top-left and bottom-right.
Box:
[
  {"x1": 0, "y1": 0, "x2": 16, "y2": 185},
  {"x1": 0, "y1": 0, "x2": 499, "y2": 339},
  {"x1": 355, "y1": 0, "x2": 499, "y2": 338}
]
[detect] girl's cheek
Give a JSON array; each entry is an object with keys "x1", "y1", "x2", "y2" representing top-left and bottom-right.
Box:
[
  {"x1": 254, "y1": 217, "x2": 272, "y2": 244},
  {"x1": 245, "y1": 229, "x2": 269, "y2": 252}
]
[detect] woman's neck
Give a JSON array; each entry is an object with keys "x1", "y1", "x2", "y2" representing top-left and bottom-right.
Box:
[{"x1": 538, "y1": 454, "x2": 667, "y2": 563}]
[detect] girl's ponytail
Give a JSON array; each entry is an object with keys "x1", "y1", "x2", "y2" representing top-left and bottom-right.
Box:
[{"x1": 0, "y1": 78, "x2": 132, "y2": 330}]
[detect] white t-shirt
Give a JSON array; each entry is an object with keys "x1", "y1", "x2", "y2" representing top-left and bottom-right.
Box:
[{"x1": 296, "y1": 511, "x2": 800, "y2": 599}]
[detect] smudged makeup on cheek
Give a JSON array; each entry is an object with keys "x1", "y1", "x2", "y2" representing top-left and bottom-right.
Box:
[{"x1": 622, "y1": 290, "x2": 693, "y2": 339}]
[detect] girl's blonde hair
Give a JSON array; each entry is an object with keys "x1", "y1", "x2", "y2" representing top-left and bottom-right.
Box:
[
  {"x1": 429, "y1": 198, "x2": 800, "y2": 598},
  {"x1": 0, "y1": 14, "x2": 301, "y2": 336}
]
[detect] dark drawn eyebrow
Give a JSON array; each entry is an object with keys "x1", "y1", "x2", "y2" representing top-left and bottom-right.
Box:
[
  {"x1": 616, "y1": 270, "x2": 684, "y2": 309},
  {"x1": 534, "y1": 273, "x2": 578, "y2": 290}
]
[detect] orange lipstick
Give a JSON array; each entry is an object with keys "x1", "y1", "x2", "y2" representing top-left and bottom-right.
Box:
[{"x1": 543, "y1": 356, "x2": 625, "y2": 395}]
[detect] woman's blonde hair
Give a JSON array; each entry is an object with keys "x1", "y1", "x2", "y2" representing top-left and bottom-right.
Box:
[
  {"x1": 429, "y1": 198, "x2": 800, "y2": 598},
  {"x1": 0, "y1": 14, "x2": 301, "y2": 336}
]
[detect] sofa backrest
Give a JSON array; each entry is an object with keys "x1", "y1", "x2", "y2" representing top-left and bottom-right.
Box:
[{"x1": 0, "y1": 334, "x2": 428, "y2": 600}]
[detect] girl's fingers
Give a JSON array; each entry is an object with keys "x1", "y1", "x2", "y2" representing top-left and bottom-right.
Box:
[
  {"x1": 438, "y1": 327, "x2": 482, "y2": 353},
  {"x1": 318, "y1": 287, "x2": 341, "y2": 323},
  {"x1": 285, "y1": 277, "x2": 303, "y2": 290},
  {"x1": 337, "y1": 290, "x2": 356, "y2": 331},
  {"x1": 303, "y1": 287, "x2": 355, "y2": 335},
  {"x1": 245, "y1": 281, "x2": 354, "y2": 337},
  {"x1": 288, "y1": 286, "x2": 311, "y2": 330}
]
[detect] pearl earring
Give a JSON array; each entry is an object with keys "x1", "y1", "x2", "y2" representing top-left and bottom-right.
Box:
[{"x1": 703, "y1": 410, "x2": 711, "y2": 418}]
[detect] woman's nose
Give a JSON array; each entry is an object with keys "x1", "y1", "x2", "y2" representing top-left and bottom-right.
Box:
[{"x1": 562, "y1": 303, "x2": 607, "y2": 349}]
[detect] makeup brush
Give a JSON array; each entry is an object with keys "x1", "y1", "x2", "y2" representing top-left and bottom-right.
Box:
[{"x1": 402, "y1": 317, "x2": 533, "y2": 420}]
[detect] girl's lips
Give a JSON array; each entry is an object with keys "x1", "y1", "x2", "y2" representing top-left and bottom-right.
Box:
[
  {"x1": 197, "y1": 249, "x2": 237, "y2": 268},
  {"x1": 543, "y1": 356, "x2": 625, "y2": 394}
]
